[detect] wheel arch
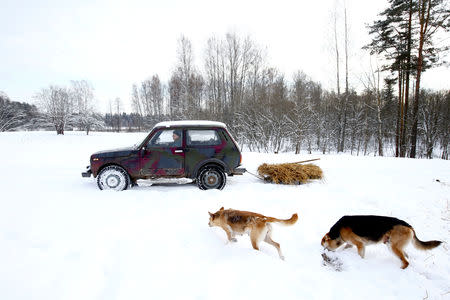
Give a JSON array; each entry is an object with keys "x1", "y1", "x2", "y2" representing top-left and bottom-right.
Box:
[
  {"x1": 95, "y1": 163, "x2": 131, "y2": 178},
  {"x1": 193, "y1": 159, "x2": 228, "y2": 178}
]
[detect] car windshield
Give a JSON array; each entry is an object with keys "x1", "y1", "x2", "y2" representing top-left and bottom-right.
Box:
[{"x1": 133, "y1": 133, "x2": 150, "y2": 148}]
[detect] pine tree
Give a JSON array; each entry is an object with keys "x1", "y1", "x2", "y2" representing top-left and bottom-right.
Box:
[
  {"x1": 365, "y1": 0, "x2": 417, "y2": 157},
  {"x1": 409, "y1": 0, "x2": 450, "y2": 157}
]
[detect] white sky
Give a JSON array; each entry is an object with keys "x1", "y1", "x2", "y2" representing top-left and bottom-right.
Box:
[{"x1": 1, "y1": 0, "x2": 449, "y2": 112}]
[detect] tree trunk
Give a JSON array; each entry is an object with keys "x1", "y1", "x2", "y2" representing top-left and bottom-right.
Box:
[
  {"x1": 334, "y1": 8, "x2": 341, "y2": 97},
  {"x1": 400, "y1": 0, "x2": 413, "y2": 157},
  {"x1": 340, "y1": 6, "x2": 349, "y2": 153},
  {"x1": 56, "y1": 124, "x2": 64, "y2": 135},
  {"x1": 442, "y1": 147, "x2": 448, "y2": 160},
  {"x1": 376, "y1": 68, "x2": 383, "y2": 156},
  {"x1": 410, "y1": 0, "x2": 431, "y2": 158},
  {"x1": 395, "y1": 69, "x2": 403, "y2": 157}
]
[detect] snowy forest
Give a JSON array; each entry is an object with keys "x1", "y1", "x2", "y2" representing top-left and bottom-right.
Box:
[{"x1": 1, "y1": 0, "x2": 449, "y2": 159}]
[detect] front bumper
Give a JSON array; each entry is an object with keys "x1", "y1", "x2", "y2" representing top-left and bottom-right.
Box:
[{"x1": 82, "y1": 166, "x2": 92, "y2": 178}]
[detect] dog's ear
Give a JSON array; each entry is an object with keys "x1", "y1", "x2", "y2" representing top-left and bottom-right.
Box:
[
  {"x1": 321, "y1": 233, "x2": 330, "y2": 247},
  {"x1": 220, "y1": 207, "x2": 224, "y2": 211},
  {"x1": 208, "y1": 212, "x2": 213, "y2": 217}
]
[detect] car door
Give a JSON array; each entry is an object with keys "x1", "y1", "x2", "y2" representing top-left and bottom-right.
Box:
[
  {"x1": 141, "y1": 128, "x2": 185, "y2": 176},
  {"x1": 184, "y1": 128, "x2": 225, "y2": 176}
]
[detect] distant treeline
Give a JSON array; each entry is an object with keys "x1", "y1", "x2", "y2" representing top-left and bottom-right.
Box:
[
  {"x1": 1, "y1": 81, "x2": 449, "y2": 159},
  {"x1": 0, "y1": 92, "x2": 40, "y2": 131},
  {"x1": 101, "y1": 86, "x2": 450, "y2": 160}
]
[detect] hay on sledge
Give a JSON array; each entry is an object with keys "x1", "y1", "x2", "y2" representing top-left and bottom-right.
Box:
[{"x1": 257, "y1": 161, "x2": 323, "y2": 184}]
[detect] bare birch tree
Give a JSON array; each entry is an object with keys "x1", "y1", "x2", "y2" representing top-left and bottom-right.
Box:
[
  {"x1": 150, "y1": 75, "x2": 164, "y2": 117},
  {"x1": 35, "y1": 86, "x2": 74, "y2": 135},
  {"x1": 70, "y1": 80, "x2": 100, "y2": 135}
]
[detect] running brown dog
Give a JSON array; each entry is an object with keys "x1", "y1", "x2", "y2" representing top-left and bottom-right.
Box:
[
  {"x1": 321, "y1": 215, "x2": 442, "y2": 269},
  {"x1": 208, "y1": 207, "x2": 298, "y2": 260}
]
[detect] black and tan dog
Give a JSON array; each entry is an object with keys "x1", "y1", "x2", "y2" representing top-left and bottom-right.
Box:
[
  {"x1": 321, "y1": 215, "x2": 442, "y2": 269},
  {"x1": 209, "y1": 207, "x2": 298, "y2": 260}
]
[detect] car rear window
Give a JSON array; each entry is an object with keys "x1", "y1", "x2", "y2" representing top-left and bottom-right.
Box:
[{"x1": 186, "y1": 129, "x2": 221, "y2": 146}]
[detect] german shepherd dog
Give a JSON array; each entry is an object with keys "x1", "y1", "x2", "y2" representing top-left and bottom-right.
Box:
[
  {"x1": 321, "y1": 215, "x2": 442, "y2": 269},
  {"x1": 208, "y1": 207, "x2": 298, "y2": 260}
]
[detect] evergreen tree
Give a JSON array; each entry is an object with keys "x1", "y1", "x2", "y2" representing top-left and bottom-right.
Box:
[
  {"x1": 365, "y1": 0, "x2": 417, "y2": 157},
  {"x1": 409, "y1": 0, "x2": 450, "y2": 157}
]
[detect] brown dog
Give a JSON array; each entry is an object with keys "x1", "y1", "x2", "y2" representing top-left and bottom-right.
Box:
[
  {"x1": 321, "y1": 215, "x2": 442, "y2": 269},
  {"x1": 208, "y1": 207, "x2": 298, "y2": 260}
]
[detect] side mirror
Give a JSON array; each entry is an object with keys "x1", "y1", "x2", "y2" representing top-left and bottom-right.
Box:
[{"x1": 140, "y1": 146, "x2": 147, "y2": 154}]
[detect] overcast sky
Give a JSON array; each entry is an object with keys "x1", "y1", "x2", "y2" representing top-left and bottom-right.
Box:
[{"x1": 1, "y1": 0, "x2": 449, "y2": 112}]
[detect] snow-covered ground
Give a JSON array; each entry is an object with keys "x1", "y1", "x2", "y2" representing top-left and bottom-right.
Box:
[{"x1": 0, "y1": 131, "x2": 449, "y2": 300}]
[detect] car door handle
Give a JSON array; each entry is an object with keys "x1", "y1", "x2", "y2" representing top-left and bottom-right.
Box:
[{"x1": 174, "y1": 150, "x2": 183, "y2": 153}]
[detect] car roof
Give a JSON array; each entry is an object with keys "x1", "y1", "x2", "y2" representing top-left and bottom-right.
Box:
[{"x1": 153, "y1": 120, "x2": 227, "y2": 129}]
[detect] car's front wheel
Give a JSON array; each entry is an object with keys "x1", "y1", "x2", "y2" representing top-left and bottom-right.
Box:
[
  {"x1": 97, "y1": 165, "x2": 130, "y2": 191},
  {"x1": 196, "y1": 166, "x2": 226, "y2": 190}
]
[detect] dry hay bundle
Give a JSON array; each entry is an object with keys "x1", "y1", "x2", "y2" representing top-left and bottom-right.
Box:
[{"x1": 257, "y1": 160, "x2": 323, "y2": 185}]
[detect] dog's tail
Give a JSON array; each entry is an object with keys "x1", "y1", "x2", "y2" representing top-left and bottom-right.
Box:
[
  {"x1": 267, "y1": 213, "x2": 298, "y2": 226},
  {"x1": 412, "y1": 229, "x2": 442, "y2": 250}
]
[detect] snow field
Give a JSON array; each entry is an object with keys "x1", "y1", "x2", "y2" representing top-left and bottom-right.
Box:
[{"x1": 0, "y1": 131, "x2": 449, "y2": 300}]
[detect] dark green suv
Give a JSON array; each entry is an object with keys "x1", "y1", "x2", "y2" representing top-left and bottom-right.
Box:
[{"x1": 82, "y1": 121, "x2": 245, "y2": 190}]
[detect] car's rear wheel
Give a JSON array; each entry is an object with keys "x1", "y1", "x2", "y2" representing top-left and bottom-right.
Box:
[
  {"x1": 196, "y1": 166, "x2": 226, "y2": 190},
  {"x1": 97, "y1": 165, "x2": 130, "y2": 191}
]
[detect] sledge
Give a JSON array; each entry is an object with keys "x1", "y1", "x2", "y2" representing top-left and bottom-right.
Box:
[{"x1": 253, "y1": 158, "x2": 323, "y2": 184}]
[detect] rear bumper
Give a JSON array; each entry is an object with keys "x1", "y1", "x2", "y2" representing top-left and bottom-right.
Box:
[
  {"x1": 82, "y1": 166, "x2": 92, "y2": 178},
  {"x1": 230, "y1": 167, "x2": 246, "y2": 176}
]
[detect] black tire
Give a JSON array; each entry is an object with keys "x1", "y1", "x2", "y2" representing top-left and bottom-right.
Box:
[
  {"x1": 97, "y1": 165, "x2": 130, "y2": 191},
  {"x1": 196, "y1": 166, "x2": 226, "y2": 190}
]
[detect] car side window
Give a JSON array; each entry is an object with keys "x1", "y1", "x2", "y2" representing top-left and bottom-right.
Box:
[
  {"x1": 186, "y1": 129, "x2": 221, "y2": 146},
  {"x1": 148, "y1": 129, "x2": 182, "y2": 147}
]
